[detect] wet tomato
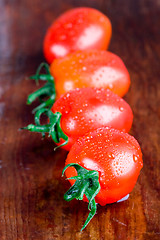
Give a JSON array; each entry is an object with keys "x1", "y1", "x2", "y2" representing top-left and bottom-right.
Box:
[
  {"x1": 50, "y1": 50, "x2": 130, "y2": 98},
  {"x1": 27, "y1": 50, "x2": 130, "y2": 113},
  {"x1": 63, "y1": 127, "x2": 143, "y2": 230},
  {"x1": 24, "y1": 88, "x2": 133, "y2": 151},
  {"x1": 52, "y1": 87, "x2": 133, "y2": 150},
  {"x1": 43, "y1": 7, "x2": 112, "y2": 63}
]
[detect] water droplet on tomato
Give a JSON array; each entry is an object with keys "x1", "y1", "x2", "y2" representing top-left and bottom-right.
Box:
[
  {"x1": 119, "y1": 106, "x2": 124, "y2": 112},
  {"x1": 66, "y1": 93, "x2": 70, "y2": 98},
  {"x1": 77, "y1": 109, "x2": 83, "y2": 113},
  {"x1": 108, "y1": 152, "x2": 115, "y2": 159},
  {"x1": 82, "y1": 66, "x2": 87, "y2": 71},
  {"x1": 133, "y1": 155, "x2": 138, "y2": 162},
  {"x1": 83, "y1": 103, "x2": 88, "y2": 107}
]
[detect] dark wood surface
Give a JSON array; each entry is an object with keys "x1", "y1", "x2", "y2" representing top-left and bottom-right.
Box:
[{"x1": 0, "y1": 0, "x2": 160, "y2": 239}]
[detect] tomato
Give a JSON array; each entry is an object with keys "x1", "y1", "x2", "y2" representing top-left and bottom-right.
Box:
[
  {"x1": 50, "y1": 50, "x2": 130, "y2": 98},
  {"x1": 43, "y1": 7, "x2": 112, "y2": 63},
  {"x1": 27, "y1": 50, "x2": 130, "y2": 112},
  {"x1": 52, "y1": 88, "x2": 133, "y2": 150},
  {"x1": 24, "y1": 88, "x2": 133, "y2": 151},
  {"x1": 53, "y1": 87, "x2": 133, "y2": 150},
  {"x1": 62, "y1": 127, "x2": 143, "y2": 230}
]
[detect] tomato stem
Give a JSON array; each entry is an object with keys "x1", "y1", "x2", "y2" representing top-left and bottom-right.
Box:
[
  {"x1": 27, "y1": 62, "x2": 56, "y2": 112},
  {"x1": 62, "y1": 163, "x2": 100, "y2": 231},
  {"x1": 21, "y1": 108, "x2": 68, "y2": 148}
]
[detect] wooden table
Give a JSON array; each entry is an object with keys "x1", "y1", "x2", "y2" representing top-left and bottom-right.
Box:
[{"x1": 0, "y1": 0, "x2": 160, "y2": 239}]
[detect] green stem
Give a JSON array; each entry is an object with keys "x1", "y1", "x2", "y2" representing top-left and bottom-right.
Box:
[
  {"x1": 31, "y1": 62, "x2": 51, "y2": 84},
  {"x1": 62, "y1": 163, "x2": 100, "y2": 231},
  {"x1": 27, "y1": 62, "x2": 56, "y2": 112},
  {"x1": 27, "y1": 83, "x2": 53, "y2": 104},
  {"x1": 22, "y1": 108, "x2": 68, "y2": 148},
  {"x1": 30, "y1": 74, "x2": 53, "y2": 82},
  {"x1": 31, "y1": 93, "x2": 56, "y2": 114}
]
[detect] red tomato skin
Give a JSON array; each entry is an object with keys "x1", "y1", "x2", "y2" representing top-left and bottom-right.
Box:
[
  {"x1": 43, "y1": 8, "x2": 112, "y2": 63},
  {"x1": 50, "y1": 50, "x2": 130, "y2": 98},
  {"x1": 64, "y1": 127, "x2": 143, "y2": 205},
  {"x1": 51, "y1": 88, "x2": 133, "y2": 151}
]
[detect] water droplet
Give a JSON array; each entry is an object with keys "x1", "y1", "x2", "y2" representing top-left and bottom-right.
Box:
[
  {"x1": 77, "y1": 109, "x2": 83, "y2": 113},
  {"x1": 66, "y1": 93, "x2": 70, "y2": 98},
  {"x1": 108, "y1": 152, "x2": 115, "y2": 159},
  {"x1": 133, "y1": 155, "x2": 138, "y2": 162},
  {"x1": 83, "y1": 103, "x2": 88, "y2": 107},
  {"x1": 119, "y1": 106, "x2": 124, "y2": 112}
]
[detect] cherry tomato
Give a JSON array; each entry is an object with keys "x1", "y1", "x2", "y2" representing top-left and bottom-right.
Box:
[
  {"x1": 63, "y1": 127, "x2": 143, "y2": 230},
  {"x1": 64, "y1": 126, "x2": 143, "y2": 205},
  {"x1": 52, "y1": 87, "x2": 133, "y2": 150},
  {"x1": 24, "y1": 88, "x2": 133, "y2": 151},
  {"x1": 50, "y1": 50, "x2": 130, "y2": 98},
  {"x1": 43, "y1": 7, "x2": 112, "y2": 63}
]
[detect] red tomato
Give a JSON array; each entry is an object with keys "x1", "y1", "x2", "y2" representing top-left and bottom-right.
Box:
[
  {"x1": 64, "y1": 126, "x2": 143, "y2": 206},
  {"x1": 24, "y1": 88, "x2": 133, "y2": 151},
  {"x1": 43, "y1": 7, "x2": 112, "y2": 63},
  {"x1": 50, "y1": 50, "x2": 130, "y2": 98},
  {"x1": 52, "y1": 88, "x2": 133, "y2": 150}
]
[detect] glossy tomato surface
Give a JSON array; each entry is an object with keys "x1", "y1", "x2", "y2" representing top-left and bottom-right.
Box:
[
  {"x1": 50, "y1": 50, "x2": 130, "y2": 98},
  {"x1": 44, "y1": 8, "x2": 112, "y2": 63},
  {"x1": 52, "y1": 88, "x2": 133, "y2": 150},
  {"x1": 64, "y1": 127, "x2": 143, "y2": 205}
]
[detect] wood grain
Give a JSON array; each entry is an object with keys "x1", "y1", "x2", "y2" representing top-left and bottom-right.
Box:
[{"x1": 0, "y1": 0, "x2": 160, "y2": 239}]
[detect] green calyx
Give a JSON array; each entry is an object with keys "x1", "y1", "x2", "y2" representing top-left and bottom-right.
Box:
[
  {"x1": 62, "y1": 163, "x2": 100, "y2": 231},
  {"x1": 21, "y1": 108, "x2": 68, "y2": 149},
  {"x1": 27, "y1": 62, "x2": 56, "y2": 113}
]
